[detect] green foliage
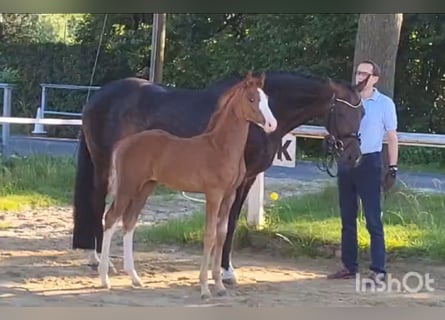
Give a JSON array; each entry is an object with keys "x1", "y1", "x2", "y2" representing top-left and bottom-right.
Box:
[
  {"x1": 0, "y1": 42, "x2": 135, "y2": 137},
  {"x1": 0, "y1": 67, "x2": 20, "y2": 83},
  {"x1": 395, "y1": 14, "x2": 445, "y2": 135},
  {"x1": 0, "y1": 13, "x2": 444, "y2": 159}
]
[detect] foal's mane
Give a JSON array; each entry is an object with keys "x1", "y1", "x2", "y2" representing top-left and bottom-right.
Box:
[{"x1": 203, "y1": 78, "x2": 253, "y2": 133}]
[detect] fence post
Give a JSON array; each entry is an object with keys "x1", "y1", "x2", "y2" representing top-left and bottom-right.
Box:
[
  {"x1": 246, "y1": 172, "x2": 265, "y2": 228},
  {"x1": 32, "y1": 85, "x2": 47, "y2": 135},
  {"x1": 1, "y1": 86, "x2": 13, "y2": 156}
]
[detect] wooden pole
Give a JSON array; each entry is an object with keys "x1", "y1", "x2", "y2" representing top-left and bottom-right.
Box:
[{"x1": 149, "y1": 13, "x2": 166, "y2": 84}]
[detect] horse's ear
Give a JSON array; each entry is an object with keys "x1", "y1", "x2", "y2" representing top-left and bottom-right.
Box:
[
  {"x1": 327, "y1": 78, "x2": 339, "y2": 93},
  {"x1": 354, "y1": 74, "x2": 370, "y2": 92}
]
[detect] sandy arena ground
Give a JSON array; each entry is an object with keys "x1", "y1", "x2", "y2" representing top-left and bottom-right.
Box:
[{"x1": 1, "y1": 178, "x2": 444, "y2": 306}]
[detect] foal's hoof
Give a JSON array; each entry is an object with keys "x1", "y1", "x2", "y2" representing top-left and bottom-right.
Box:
[
  {"x1": 132, "y1": 277, "x2": 144, "y2": 288},
  {"x1": 101, "y1": 280, "x2": 111, "y2": 290}
]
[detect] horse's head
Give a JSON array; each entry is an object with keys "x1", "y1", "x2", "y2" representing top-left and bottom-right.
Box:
[
  {"x1": 239, "y1": 72, "x2": 277, "y2": 133},
  {"x1": 324, "y1": 78, "x2": 366, "y2": 168}
]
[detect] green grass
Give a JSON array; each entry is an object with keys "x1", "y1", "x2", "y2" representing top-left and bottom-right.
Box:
[
  {"x1": 0, "y1": 154, "x2": 76, "y2": 211},
  {"x1": 137, "y1": 183, "x2": 445, "y2": 261},
  {"x1": 0, "y1": 154, "x2": 176, "y2": 212}
]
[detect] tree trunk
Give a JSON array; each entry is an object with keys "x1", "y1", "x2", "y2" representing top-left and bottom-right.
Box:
[
  {"x1": 352, "y1": 14, "x2": 403, "y2": 190},
  {"x1": 353, "y1": 14, "x2": 403, "y2": 98}
]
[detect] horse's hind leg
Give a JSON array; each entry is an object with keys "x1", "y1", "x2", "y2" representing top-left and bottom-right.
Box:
[
  {"x1": 212, "y1": 191, "x2": 237, "y2": 296},
  {"x1": 122, "y1": 181, "x2": 157, "y2": 288},
  {"x1": 87, "y1": 165, "x2": 110, "y2": 268}
]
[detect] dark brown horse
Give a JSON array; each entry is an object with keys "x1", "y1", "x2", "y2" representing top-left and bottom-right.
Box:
[
  {"x1": 98, "y1": 73, "x2": 276, "y2": 298},
  {"x1": 73, "y1": 70, "x2": 366, "y2": 285}
]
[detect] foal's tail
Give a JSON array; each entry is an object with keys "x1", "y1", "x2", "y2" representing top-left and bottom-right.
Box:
[
  {"x1": 72, "y1": 131, "x2": 96, "y2": 250},
  {"x1": 108, "y1": 149, "x2": 118, "y2": 198}
]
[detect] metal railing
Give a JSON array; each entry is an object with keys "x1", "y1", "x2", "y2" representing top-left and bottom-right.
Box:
[
  {"x1": 0, "y1": 83, "x2": 14, "y2": 155},
  {"x1": 32, "y1": 83, "x2": 101, "y2": 134}
]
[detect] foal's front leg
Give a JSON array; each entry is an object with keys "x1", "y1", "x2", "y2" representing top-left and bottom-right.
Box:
[
  {"x1": 212, "y1": 192, "x2": 236, "y2": 296},
  {"x1": 199, "y1": 193, "x2": 222, "y2": 299}
]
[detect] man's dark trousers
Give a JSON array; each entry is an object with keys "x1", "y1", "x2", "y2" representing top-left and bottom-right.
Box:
[{"x1": 337, "y1": 151, "x2": 386, "y2": 274}]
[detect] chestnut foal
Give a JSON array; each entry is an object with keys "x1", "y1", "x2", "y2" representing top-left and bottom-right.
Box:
[{"x1": 98, "y1": 72, "x2": 277, "y2": 299}]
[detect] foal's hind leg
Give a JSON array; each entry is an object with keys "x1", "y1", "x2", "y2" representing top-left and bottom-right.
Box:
[
  {"x1": 98, "y1": 201, "x2": 120, "y2": 289},
  {"x1": 212, "y1": 191, "x2": 237, "y2": 296},
  {"x1": 122, "y1": 181, "x2": 157, "y2": 287}
]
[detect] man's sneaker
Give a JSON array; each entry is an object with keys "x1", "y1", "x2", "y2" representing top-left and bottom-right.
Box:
[{"x1": 326, "y1": 267, "x2": 356, "y2": 279}]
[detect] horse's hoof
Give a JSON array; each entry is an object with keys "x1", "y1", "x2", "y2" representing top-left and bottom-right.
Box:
[
  {"x1": 216, "y1": 289, "x2": 227, "y2": 297},
  {"x1": 87, "y1": 263, "x2": 99, "y2": 271},
  {"x1": 222, "y1": 277, "x2": 237, "y2": 285},
  {"x1": 201, "y1": 291, "x2": 212, "y2": 300},
  {"x1": 221, "y1": 267, "x2": 237, "y2": 285}
]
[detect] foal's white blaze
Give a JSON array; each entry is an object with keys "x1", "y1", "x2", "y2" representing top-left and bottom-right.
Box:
[{"x1": 257, "y1": 88, "x2": 277, "y2": 133}]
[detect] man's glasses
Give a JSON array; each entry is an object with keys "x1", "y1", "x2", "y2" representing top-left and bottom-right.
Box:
[{"x1": 355, "y1": 71, "x2": 374, "y2": 77}]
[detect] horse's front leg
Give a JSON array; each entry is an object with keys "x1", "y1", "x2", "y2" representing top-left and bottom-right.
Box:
[{"x1": 221, "y1": 175, "x2": 257, "y2": 284}]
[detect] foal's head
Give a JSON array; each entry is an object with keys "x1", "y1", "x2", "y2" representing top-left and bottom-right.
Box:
[{"x1": 233, "y1": 72, "x2": 277, "y2": 133}]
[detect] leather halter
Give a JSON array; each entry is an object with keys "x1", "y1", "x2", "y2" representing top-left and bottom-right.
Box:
[{"x1": 317, "y1": 94, "x2": 363, "y2": 177}]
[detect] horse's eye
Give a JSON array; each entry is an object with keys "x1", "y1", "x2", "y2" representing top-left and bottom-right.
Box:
[{"x1": 249, "y1": 98, "x2": 255, "y2": 103}]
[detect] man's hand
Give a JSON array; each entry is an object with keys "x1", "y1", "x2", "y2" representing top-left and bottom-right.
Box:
[{"x1": 383, "y1": 165, "x2": 398, "y2": 192}]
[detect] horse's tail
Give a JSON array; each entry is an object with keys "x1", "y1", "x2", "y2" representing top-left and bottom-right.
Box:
[{"x1": 72, "y1": 131, "x2": 96, "y2": 250}]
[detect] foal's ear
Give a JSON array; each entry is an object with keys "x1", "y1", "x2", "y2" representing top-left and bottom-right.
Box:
[
  {"x1": 258, "y1": 72, "x2": 266, "y2": 88},
  {"x1": 243, "y1": 71, "x2": 254, "y2": 87}
]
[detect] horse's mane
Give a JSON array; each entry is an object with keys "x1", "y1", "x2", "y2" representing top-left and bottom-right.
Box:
[{"x1": 203, "y1": 79, "x2": 249, "y2": 133}]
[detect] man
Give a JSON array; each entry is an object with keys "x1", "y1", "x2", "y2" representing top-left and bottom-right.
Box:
[{"x1": 327, "y1": 59, "x2": 399, "y2": 283}]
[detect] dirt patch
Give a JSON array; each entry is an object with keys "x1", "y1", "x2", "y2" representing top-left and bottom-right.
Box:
[{"x1": 1, "y1": 178, "x2": 444, "y2": 306}]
